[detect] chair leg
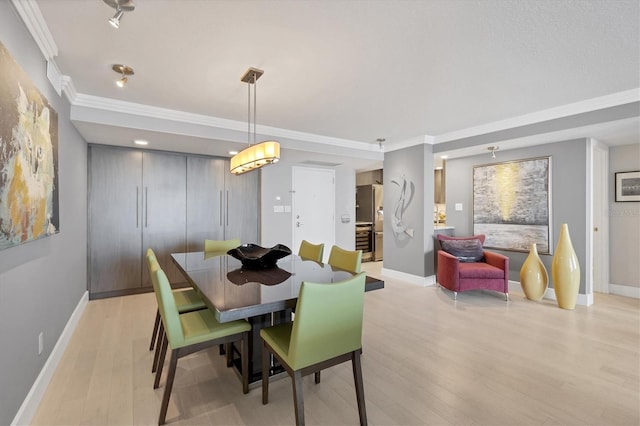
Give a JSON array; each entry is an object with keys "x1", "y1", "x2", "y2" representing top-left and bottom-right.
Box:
[
  {"x1": 292, "y1": 370, "x2": 305, "y2": 426},
  {"x1": 154, "y1": 334, "x2": 168, "y2": 389},
  {"x1": 158, "y1": 349, "x2": 179, "y2": 425},
  {"x1": 352, "y1": 350, "x2": 368, "y2": 426},
  {"x1": 314, "y1": 371, "x2": 321, "y2": 384},
  {"x1": 262, "y1": 341, "x2": 270, "y2": 404},
  {"x1": 453, "y1": 291, "x2": 458, "y2": 300},
  {"x1": 225, "y1": 343, "x2": 233, "y2": 367},
  {"x1": 152, "y1": 322, "x2": 164, "y2": 373},
  {"x1": 149, "y1": 309, "x2": 160, "y2": 351},
  {"x1": 241, "y1": 332, "x2": 249, "y2": 394},
  {"x1": 504, "y1": 292, "x2": 509, "y2": 301}
]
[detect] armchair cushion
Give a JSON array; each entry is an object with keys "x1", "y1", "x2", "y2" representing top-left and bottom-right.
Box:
[{"x1": 440, "y1": 238, "x2": 484, "y2": 262}]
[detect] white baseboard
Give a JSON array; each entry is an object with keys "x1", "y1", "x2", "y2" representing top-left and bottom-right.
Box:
[
  {"x1": 381, "y1": 267, "x2": 436, "y2": 286},
  {"x1": 609, "y1": 284, "x2": 640, "y2": 299},
  {"x1": 509, "y1": 281, "x2": 593, "y2": 306},
  {"x1": 12, "y1": 291, "x2": 89, "y2": 426}
]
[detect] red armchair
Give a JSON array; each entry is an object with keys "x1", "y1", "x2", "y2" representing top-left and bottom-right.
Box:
[{"x1": 436, "y1": 234, "x2": 509, "y2": 300}]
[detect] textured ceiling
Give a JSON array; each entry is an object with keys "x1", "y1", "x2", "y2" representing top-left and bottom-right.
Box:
[{"x1": 31, "y1": 0, "x2": 640, "y2": 160}]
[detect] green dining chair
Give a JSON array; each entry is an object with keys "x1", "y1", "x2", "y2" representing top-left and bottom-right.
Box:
[
  {"x1": 152, "y1": 266, "x2": 251, "y2": 425},
  {"x1": 297, "y1": 240, "x2": 324, "y2": 262},
  {"x1": 328, "y1": 245, "x2": 363, "y2": 273},
  {"x1": 204, "y1": 237, "x2": 241, "y2": 254},
  {"x1": 260, "y1": 273, "x2": 368, "y2": 426},
  {"x1": 146, "y1": 248, "x2": 206, "y2": 373}
]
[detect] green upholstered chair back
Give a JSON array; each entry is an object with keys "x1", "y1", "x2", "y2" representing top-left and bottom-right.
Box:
[
  {"x1": 297, "y1": 240, "x2": 324, "y2": 262},
  {"x1": 204, "y1": 238, "x2": 241, "y2": 254},
  {"x1": 288, "y1": 273, "x2": 366, "y2": 370},
  {"x1": 328, "y1": 245, "x2": 362, "y2": 273},
  {"x1": 146, "y1": 248, "x2": 162, "y2": 303},
  {"x1": 154, "y1": 268, "x2": 185, "y2": 347}
]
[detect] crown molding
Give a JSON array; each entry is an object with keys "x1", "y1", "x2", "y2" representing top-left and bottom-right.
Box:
[
  {"x1": 11, "y1": 0, "x2": 57, "y2": 59},
  {"x1": 433, "y1": 88, "x2": 640, "y2": 144},
  {"x1": 383, "y1": 135, "x2": 435, "y2": 152},
  {"x1": 73, "y1": 94, "x2": 373, "y2": 152}
]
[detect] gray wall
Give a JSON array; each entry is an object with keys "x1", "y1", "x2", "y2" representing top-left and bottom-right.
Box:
[
  {"x1": 383, "y1": 144, "x2": 435, "y2": 277},
  {"x1": 609, "y1": 143, "x2": 640, "y2": 288},
  {"x1": 0, "y1": 4, "x2": 88, "y2": 423},
  {"x1": 445, "y1": 139, "x2": 588, "y2": 293}
]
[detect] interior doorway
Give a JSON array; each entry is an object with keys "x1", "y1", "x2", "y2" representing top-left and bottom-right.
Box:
[{"x1": 292, "y1": 167, "x2": 335, "y2": 263}]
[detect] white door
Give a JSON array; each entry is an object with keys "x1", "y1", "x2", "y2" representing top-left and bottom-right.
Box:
[
  {"x1": 593, "y1": 145, "x2": 609, "y2": 293},
  {"x1": 292, "y1": 167, "x2": 335, "y2": 262}
]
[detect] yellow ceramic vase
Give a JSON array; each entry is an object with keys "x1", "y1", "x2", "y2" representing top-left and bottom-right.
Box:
[
  {"x1": 551, "y1": 223, "x2": 580, "y2": 310},
  {"x1": 520, "y1": 243, "x2": 548, "y2": 301}
]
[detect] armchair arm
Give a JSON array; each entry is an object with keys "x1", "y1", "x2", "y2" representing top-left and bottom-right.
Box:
[
  {"x1": 484, "y1": 250, "x2": 510, "y2": 291},
  {"x1": 483, "y1": 250, "x2": 508, "y2": 270},
  {"x1": 437, "y1": 250, "x2": 460, "y2": 290}
]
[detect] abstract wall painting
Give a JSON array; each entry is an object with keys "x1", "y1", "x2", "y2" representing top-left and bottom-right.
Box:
[
  {"x1": 473, "y1": 157, "x2": 551, "y2": 253},
  {"x1": 0, "y1": 41, "x2": 59, "y2": 250}
]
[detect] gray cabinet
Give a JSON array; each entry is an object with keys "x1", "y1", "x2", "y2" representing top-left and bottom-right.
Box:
[
  {"x1": 185, "y1": 156, "x2": 259, "y2": 250},
  {"x1": 89, "y1": 146, "x2": 186, "y2": 297},
  {"x1": 141, "y1": 151, "x2": 187, "y2": 287},
  {"x1": 186, "y1": 156, "x2": 225, "y2": 251},
  {"x1": 89, "y1": 146, "x2": 259, "y2": 299},
  {"x1": 89, "y1": 147, "x2": 143, "y2": 295},
  {"x1": 225, "y1": 165, "x2": 259, "y2": 244}
]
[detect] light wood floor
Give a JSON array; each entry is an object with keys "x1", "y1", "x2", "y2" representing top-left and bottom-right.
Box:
[{"x1": 32, "y1": 262, "x2": 640, "y2": 425}]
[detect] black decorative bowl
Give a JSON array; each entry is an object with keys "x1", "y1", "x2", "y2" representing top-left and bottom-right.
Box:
[{"x1": 227, "y1": 243, "x2": 292, "y2": 270}]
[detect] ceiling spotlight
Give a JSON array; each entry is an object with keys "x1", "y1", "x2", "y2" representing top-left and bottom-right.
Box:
[
  {"x1": 103, "y1": 0, "x2": 135, "y2": 28},
  {"x1": 488, "y1": 146, "x2": 500, "y2": 158},
  {"x1": 112, "y1": 64, "x2": 134, "y2": 88},
  {"x1": 377, "y1": 138, "x2": 386, "y2": 150}
]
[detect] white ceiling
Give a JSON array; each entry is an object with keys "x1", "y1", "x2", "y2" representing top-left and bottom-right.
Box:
[{"x1": 27, "y1": 0, "x2": 640, "y2": 169}]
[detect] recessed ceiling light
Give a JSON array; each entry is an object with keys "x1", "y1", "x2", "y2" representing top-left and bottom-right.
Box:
[
  {"x1": 134, "y1": 140, "x2": 148, "y2": 145},
  {"x1": 440, "y1": 155, "x2": 448, "y2": 159},
  {"x1": 229, "y1": 150, "x2": 238, "y2": 155}
]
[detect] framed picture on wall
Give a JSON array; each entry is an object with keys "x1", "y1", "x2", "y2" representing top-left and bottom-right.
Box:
[
  {"x1": 615, "y1": 171, "x2": 640, "y2": 202},
  {"x1": 0, "y1": 41, "x2": 59, "y2": 250},
  {"x1": 473, "y1": 157, "x2": 551, "y2": 253}
]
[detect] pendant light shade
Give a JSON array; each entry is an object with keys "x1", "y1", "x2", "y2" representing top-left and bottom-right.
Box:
[
  {"x1": 230, "y1": 67, "x2": 280, "y2": 175},
  {"x1": 230, "y1": 141, "x2": 280, "y2": 175}
]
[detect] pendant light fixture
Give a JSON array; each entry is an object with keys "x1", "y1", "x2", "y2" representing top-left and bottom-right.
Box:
[{"x1": 230, "y1": 67, "x2": 280, "y2": 175}]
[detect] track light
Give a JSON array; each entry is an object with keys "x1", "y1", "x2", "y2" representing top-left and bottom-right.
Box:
[
  {"x1": 103, "y1": 0, "x2": 135, "y2": 29},
  {"x1": 487, "y1": 146, "x2": 499, "y2": 158},
  {"x1": 112, "y1": 64, "x2": 134, "y2": 88},
  {"x1": 109, "y1": 8, "x2": 124, "y2": 28}
]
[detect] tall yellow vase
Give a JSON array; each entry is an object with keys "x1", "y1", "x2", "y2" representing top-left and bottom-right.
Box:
[
  {"x1": 520, "y1": 243, "x2": 548, "y2": 301},
  {"x1": 552, "y1": 224, "x2": 580, "y2": 309}
]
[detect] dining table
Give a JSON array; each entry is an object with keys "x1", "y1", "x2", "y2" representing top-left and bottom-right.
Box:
[{"x1": 171, "y1": 251, "x2": 384, "y2": 383}]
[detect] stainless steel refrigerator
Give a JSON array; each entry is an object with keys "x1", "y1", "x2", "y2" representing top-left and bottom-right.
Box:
[{"x1": 356, "y1": 184, "x2": 383, "y2": 261}]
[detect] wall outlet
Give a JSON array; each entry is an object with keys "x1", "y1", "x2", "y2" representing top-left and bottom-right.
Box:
[
  {"x1": 455, "y1": 203, "x2": 463, "y2": 211},
  {"x1": 38, "y1": 332, "x2": 43, "y2": 355}
]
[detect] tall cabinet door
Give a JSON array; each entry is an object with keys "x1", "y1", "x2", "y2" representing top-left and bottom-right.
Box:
[
  {"x1": 89, "y1": 146, "x2": 143, "y2": 295},
  {"x1": 186, "y1": 156, "x2": 226, "y2": 252},
  {"x1": 141, "y1": 152, "x2": 187, "y2": 287},
  {"x1": 225, "y1": 164, "x2": 259, "y2": 244}
]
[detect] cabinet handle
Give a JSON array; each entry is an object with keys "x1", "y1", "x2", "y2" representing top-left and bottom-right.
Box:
[
  {"x1": 136, "y1": 186, "x2": 139, "y2": 228},
  {"x1": 226, "y1": 190, "x2": 229, "y2": 227},
  {"x1": 145, "y1": 186, "x2": 149, "y2": 228},
  {"x1": 220, "y1": 190, "x2": 223, "y2": 227}
]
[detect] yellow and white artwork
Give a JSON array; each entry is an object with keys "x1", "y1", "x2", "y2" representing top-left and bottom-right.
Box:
[{"x1": 0, "y1": 41, "x2": 59, "y2": 250}]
